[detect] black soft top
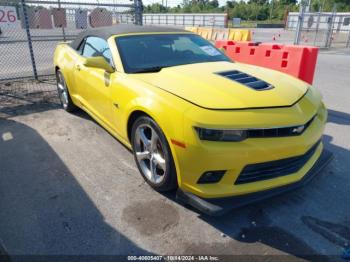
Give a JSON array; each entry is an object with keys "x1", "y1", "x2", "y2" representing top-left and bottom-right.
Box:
[{"x1": 70, "y1": 24, "x2": 188, "y2": 50}]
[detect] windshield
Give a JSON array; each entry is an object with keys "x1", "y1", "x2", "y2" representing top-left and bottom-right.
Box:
[{"x1": 115, "y1": 33, "x2": 231, "y2": 73}]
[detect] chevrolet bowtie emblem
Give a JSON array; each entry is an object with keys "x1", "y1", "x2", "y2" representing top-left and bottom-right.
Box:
[{"x1": 292, "y1": 125, "x2": 305, "y2": 134}]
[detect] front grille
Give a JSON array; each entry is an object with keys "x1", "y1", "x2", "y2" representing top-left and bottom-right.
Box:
[
  {"x1": 235, "y1": 140, "x2": 321, "y2": 185},
  {"x1": 217, "y1": 70, "x2": 273, "y2": 91},
  {"x1": 247, "y1": 115, "x2": 315, "y2": 138}
]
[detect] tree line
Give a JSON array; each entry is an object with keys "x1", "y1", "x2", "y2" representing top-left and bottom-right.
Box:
[
  {"x1": 144, "y1": 0, "x2": 350, "y2": 21},
  {"x1": 1, "y1": 0, "x2": 349, "y2": 22}
]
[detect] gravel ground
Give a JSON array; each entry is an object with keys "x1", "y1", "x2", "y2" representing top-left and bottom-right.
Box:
[{"x1": 0, "y1": 49, "x2": 349, "y2": 261}]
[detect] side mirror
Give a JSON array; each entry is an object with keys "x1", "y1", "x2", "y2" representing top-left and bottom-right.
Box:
[{"x1": 84, "y1": 56, "x2": 114, "y2": 73}]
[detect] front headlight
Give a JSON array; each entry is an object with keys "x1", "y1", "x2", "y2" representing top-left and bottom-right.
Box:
[{"x1": 195, "y1": 127, "x2": 247, "y2": 142}]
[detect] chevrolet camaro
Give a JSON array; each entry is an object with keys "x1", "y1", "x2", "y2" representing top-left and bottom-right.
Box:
[{"x1": 53, "y1": 25, "x2": 332, "y2": 215}]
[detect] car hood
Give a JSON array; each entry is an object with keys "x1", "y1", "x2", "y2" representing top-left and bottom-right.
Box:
[{"x1": 131, "y1": 61, "x2": 309, "y2": 110}]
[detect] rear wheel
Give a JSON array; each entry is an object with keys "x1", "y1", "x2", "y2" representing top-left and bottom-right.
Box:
[
  {"x1": 131, "y1": 116, "x2": 177, "y2": 192},
  {"x1": 56, "y1": 70, "x2": 77, "y2": 112}
]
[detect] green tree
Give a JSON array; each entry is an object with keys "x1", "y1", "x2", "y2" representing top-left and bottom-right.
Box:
[
  {"x1": 209, "y1": 0, "x2": 219, "y2": 8},
  {"x1": 248, "y1": 0, "x2": 268, "y2": 4},
  {"x1": 144, "y1": 3, "x2": 168, "y2": 13},
  {"x1": 143, "y1": 0, "x2": 310, "y2": 21},
  {"x1": 226, "y1": 1, "x2": 236, "y2": 9},
  {"x1": 280, "y1": 0, "x2": 297, "y2": 5}
]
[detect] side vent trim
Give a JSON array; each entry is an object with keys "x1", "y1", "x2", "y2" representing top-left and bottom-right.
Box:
[{"x1": 216, "y1": 70, "x2": 274, "y2": 91}]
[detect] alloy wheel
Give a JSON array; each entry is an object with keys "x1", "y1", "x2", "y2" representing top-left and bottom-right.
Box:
[
  {"x1": 56, "y1": 72, "x2": 69, "y2": 108},
  {"x1": 134, "y1": 124, "x2": 167, "y2": 184}
]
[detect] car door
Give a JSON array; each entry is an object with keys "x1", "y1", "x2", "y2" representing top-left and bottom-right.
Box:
[{"x1": 74, "y1": 36, "x2": 115, "y2": 129}]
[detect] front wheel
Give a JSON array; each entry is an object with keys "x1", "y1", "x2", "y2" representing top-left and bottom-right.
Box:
[
  {"x1": 56, "y1": 70, "x2": 77, "y2": 112},
  {"x1": 131, "y1": 116, "x2": 178, "y2": 192}
]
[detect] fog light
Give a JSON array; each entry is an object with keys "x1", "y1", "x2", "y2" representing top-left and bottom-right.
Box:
[{"x1": 197, "y1": 170, "x2": 226, "y2": 184}]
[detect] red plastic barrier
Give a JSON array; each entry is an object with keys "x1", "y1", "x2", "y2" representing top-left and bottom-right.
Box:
[
  {"x1": 215, "y1": 40, "x2": 235, "y2": 49},
  {"x1": 226, "y1": 42, "x2": 261, "y2": 65},
  {"x1": 215, "y1": 40, "x2": 319, "y2": 85}
]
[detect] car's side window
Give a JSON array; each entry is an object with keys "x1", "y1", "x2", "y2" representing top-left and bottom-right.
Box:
[{"x1": 82, "y1": 36, "x2": 113, "y2": 65}]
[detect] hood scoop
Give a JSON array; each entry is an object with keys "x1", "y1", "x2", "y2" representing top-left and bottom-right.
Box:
[{"x1": 217, "y1": 70, "x2": 274, "y2": 91}]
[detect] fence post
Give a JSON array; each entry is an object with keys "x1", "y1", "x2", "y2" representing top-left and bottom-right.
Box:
[
  {"x1": 134, "y1": 0, "x2": 143, "y2": 25},
  {"x1": 313, "y1": 9, "x2": 321, "y2": 46},
  {"x1": 325, "y1": 6, "x2": 337, "y2": 48},
  {"x1": 57, "y1": 0, "x2": 66, "y2": 41},
  {"x1": 346, "y1": 30, "x2": 350, "y2": 48},
  {"x1": 294, "y1": 1, "x2": 306, "y2": 45},
  {"x1": 21, "y1": 0, "x2": 38, "y2": 80}
]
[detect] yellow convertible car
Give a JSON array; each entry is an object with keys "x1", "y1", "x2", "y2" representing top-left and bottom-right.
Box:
[{"x1": 54, "y1": 25, "x2": 332, "y2": 215}]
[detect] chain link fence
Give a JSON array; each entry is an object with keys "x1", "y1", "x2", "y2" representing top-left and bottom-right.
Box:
[
  {"x1": 287, "y1": 10, "x2": 350, "y2": 48},
  {"x1": 141, "y1": 13, "x2": 227, "y2": 27},
  {"x1": 0, "y1": 0, "x2": 142, "y2": 116}
]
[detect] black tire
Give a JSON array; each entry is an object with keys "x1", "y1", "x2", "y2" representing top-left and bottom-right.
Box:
[
  {"x1": 56, "y1": 70, "x2": 78, "y2": 113},
  {"x1": 131, "y1": 116, "x2": 178, "y2": 192}
]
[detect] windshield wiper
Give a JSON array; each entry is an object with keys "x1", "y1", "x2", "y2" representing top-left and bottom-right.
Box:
[{"x1": 131, "y1": 66, "x2": 164, "y2": 73}]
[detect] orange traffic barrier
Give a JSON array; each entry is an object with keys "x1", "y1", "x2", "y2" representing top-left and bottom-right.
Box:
[
  {"x1": 215, "y1": 40, "x2": 318, "y2": 85},
  {"x1": 212, "y1": 28, "x2": 229, "y2": 41},
  {"x1": 228, "y1": 29, "x2": 251, "y2": 41},
  {"x1": 186, "y1": 27, "x2": 251, "y2": 41},
  {"x1": 185, "y1": 27, "x2": 198, "y2": 34},
  {"x1": 197, "y1": 28, "x2": 213, "y2": 40},
  {"x1": 215, "y1": 40, "x2": 235, "y2": 49}
]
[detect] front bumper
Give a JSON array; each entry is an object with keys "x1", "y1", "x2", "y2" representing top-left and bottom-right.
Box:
[
  {"x1": 176, "y1": 148, "x2": 333, "y2": 216},
  {"x1": 175, "y1": 98, "x2": 327, "y2": 198}
]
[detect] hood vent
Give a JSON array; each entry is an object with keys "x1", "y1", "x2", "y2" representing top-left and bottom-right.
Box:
[{"x1": 217, "y1": 70, "x2": 274, "y2": 91}]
